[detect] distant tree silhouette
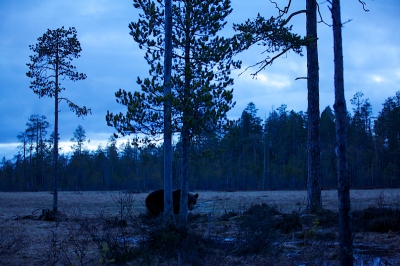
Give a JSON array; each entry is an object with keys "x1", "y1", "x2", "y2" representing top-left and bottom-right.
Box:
[
  {"x1": 27, "y1": 26, "x2": 91, "y2": 212},
  {"x1": 70, "y1": 125, "x2": 89, "y2": 191}
]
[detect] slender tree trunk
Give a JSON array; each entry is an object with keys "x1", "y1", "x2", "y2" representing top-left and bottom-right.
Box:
[
  {"x1": 179, "y1": 2, "x2": 192, "y2": 228},
  {"x1": 263, "y1": 132, "x2": 266, "y2": 190},
  {"x1": 53, "y1": 55, "x2": 59, "y2": 213},
  {"x1": 163, "y1": 0, "x2": 174, "y2": 221},
  {"x1": 23, "y1": 138, "x2": 27, "y2": 191},
  {"x1": 180, "y1": 128, "x2": 189, "y2": 227},
  {"x1": 40, "y1": 129, "x2": 44, "y2": 189},
  {"x1": 331, "y1": 0, "x2": 353, "y2": 264},
  {"x1": 306, "y1": 0, "x2": 322, "y2": 212},
  {"x1": 34, "y1": 118, "x2": 39, "y2": 190},
  {"x1": 28, "y1": 145, "x2": 32, "y2": 190}
]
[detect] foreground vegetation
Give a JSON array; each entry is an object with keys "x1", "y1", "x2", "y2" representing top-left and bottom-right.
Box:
[{"x1": 1, "y1": 190, "x2": 400, "y2": 265}]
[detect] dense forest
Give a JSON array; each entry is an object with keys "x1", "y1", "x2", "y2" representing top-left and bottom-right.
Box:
[{"x1": 1, "y1": 91, "x2": 399, "y2": 192}]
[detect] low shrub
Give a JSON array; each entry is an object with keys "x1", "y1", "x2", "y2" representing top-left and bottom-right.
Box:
[
  {"x1": 352, "y1": 207, "x2": 400, "y2": 233},
  {"x1": 235, "y1": 204, "x2": 280, "y2": 255}
]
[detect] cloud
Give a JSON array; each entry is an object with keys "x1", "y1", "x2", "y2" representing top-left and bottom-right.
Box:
[
  {"x1": 234, "y1": 68, "x2": 293, "y2": 88},
  {"x1": 251, "y1": 73, "x2": 292, "y2": 89},
  {"x1": 370, "y1": 75, "x2": 384, "y2": 84},
  {"x1": 1, "y1": 0, "x2": 400, "y2": 160},
  {"x1": 229, "y1": 66, "x2": 308, "y2": 119},
  {"x1": 80, "y1": 31, "x2": 136, "y2": 52},
  {"x1": 0, "y1": 143, "x2": 19, "y2": 161},
  {"x1": 76, "y1": 0, "x2": 111, "y2": 16}
]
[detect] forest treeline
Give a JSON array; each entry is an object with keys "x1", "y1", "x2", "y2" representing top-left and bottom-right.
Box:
[{"x1": 1, "y1": 91, "x2": 399, "y2": 192}]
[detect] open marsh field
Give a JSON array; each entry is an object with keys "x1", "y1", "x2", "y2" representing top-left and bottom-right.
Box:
[
  {"x1": 2, "y1": 189, "x2": 400, "y2": 216},
  {"x1": 1, "y1": 189, "x2": 400, "y2": 265}
]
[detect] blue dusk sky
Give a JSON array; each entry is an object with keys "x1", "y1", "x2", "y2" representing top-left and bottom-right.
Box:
[{"x1": 1, "y1": 0, "x2": 399, "y2": 160}]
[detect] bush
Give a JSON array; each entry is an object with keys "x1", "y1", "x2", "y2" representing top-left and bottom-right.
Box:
[
  {"x1": 235, "y1": 204, "x2": 280, "y2": 255},
  {"x1": 0, "y1": 223, "x2": 29, "y2": 265},
  {"x1": 78, "y1": 213, "x2": 136, "y2": 264},
  {"x1": 277, "y1": 211, "x2": 302, "y2": 234},
  {"x1": 135, "y1": 222, "x2": 209, "y2": 265},
  {"x1": 352, "y1": 207, "x2": 400, "y2": 233}
]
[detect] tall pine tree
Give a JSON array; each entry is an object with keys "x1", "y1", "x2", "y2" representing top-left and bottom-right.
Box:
[
  {"x1": 233, "y1": 0, "x2": 322, "y2": 211},
  {"x1": 27, "y1": 27, "x2": 91, "y2": 212},
  {"x1": 106, "y1": 0, "x2": 240, "y2": 226}
]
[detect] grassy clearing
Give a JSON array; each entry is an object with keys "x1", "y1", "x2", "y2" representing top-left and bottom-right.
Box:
[{"x1": 2, "y1": 189, "x2": 400, "y2": 217}]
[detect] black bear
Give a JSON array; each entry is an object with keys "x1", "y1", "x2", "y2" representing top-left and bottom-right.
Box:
[{"x1": 145, "y1": 188, "x2": 199, "y2": 216}]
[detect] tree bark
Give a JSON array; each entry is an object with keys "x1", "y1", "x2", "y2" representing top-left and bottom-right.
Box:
[
  {"x1": 163, "y1": 0, "x2": 174, "y2": 221},
  {"x1": 179, "y1": 128, "x2": 189, "y2": 228},
  {"x1": 179, "y1": 2, "x2": 192, "y2": 228},
  {"x1": 331, "y1": 0, "x2": 353, "y2": 264},
  {"x1": 53, "y1": 45, "x2": 59, "y2": 213},
  {"x1": 306, "y1": 0, "x2": 322, "y2": 212}
]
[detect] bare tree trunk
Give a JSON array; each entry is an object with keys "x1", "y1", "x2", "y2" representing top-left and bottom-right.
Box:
[
  {"x1": 306, "y1": 0, "x2": 322, "y2": 212},
  {"x1": 331, "y1": 0, "x2": 353, "y2": 264},
  {"x1": 179, "y1": 3, "x2": 192, "y2": 228},
  {"x1": 163, "y1": 0, "x2": 173, "y2": 221},
  {"x1": 53, "y1": 53, "x2": 59, "y2": 213},
  {"x1": 263, "y1": 131, "x2": 266, "y2": 190},
  {"x1": 179, "y1": 128, "x2": 189, "y2": 228}
]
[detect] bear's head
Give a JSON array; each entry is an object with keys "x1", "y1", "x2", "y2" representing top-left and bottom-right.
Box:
[{"x1": 188, "y1": 193, "x2": 199, "y2": 210}]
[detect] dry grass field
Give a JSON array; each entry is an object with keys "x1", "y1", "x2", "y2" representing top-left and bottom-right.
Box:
[
  {"x1": 2, "y1": 189, "x2": 400, "y2": 216},
  {"x1": 1, "y1": 189, "x2": 400, "y2": 265}
]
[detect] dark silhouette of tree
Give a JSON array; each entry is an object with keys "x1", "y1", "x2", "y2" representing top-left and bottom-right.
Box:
[
  {"x1": 93, "y1": 145, "x2": 108, "y2": 190},
  {"x1": 17, "y1": 131, "x2": 29, "y2": 190},
  {"x1": 374, "y1": 91, "x2": 400, "y2": 186},
  {"x1": 285, "y1": 110, "x2": 308, "y2": 188},
  {"x1": 320, "y1": 106, "x2": 336, "y2": 188},
  {"x1": 28, "y1": 115, "x2": 50, "y2": 189},
  {"x1": 264, "y1": 108, "x2": 280, "y2": 188},
  {"x1": 70, "y1": 125, "x2": 87, "y2": 155},
  {"x1": 16, "y1": 115, "x2": 50, "y2": 190},
  {"x1": 239, "y1": 103, "x2": 263, "y2": 189},
  {"x1": 4, "y1": 93, "x2": 400, "y2": 194},
  {"x1": 233, "y1": 0, "x2": 322, "y2": 212},
  {"x1": 220, "y1": 120, "x2": 241, "y2": 189},
  {"x1": 172, "y1": 0, "x2": 241, "y2": 226},
  {"x1": 24, "y1": 115, "x2": 50, "y2": 190},
  {"x1": 106, "y1": 0, "x2": 240, "y2": 227},
  {"x1": 106, "y1": 136, "x2": 119, "y2": 190},
  {"x1": 26, "y1": 26, "x2": 91, "y2": 212},
  {"x1": 163, "y1": 0, "x2": 174, "y2": 220},
  {"x1": 70, "y1": 125, "x2": 89, "y2": 190},
  {"x1": 118, "y1": 140, "x2": 137, "y2": 189},
  {"x1": 305, "y1": 0, "x2": 322, "y2": 212},
  {"x1": 348, "y1": 92, "x2": 374, "y2": 187},
  {"x1": 330, "y1": 0, "x2": 353, "y2": 264},
  {"x1": 262, "y1": 104, "x2": 308, "y2": 189}
]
